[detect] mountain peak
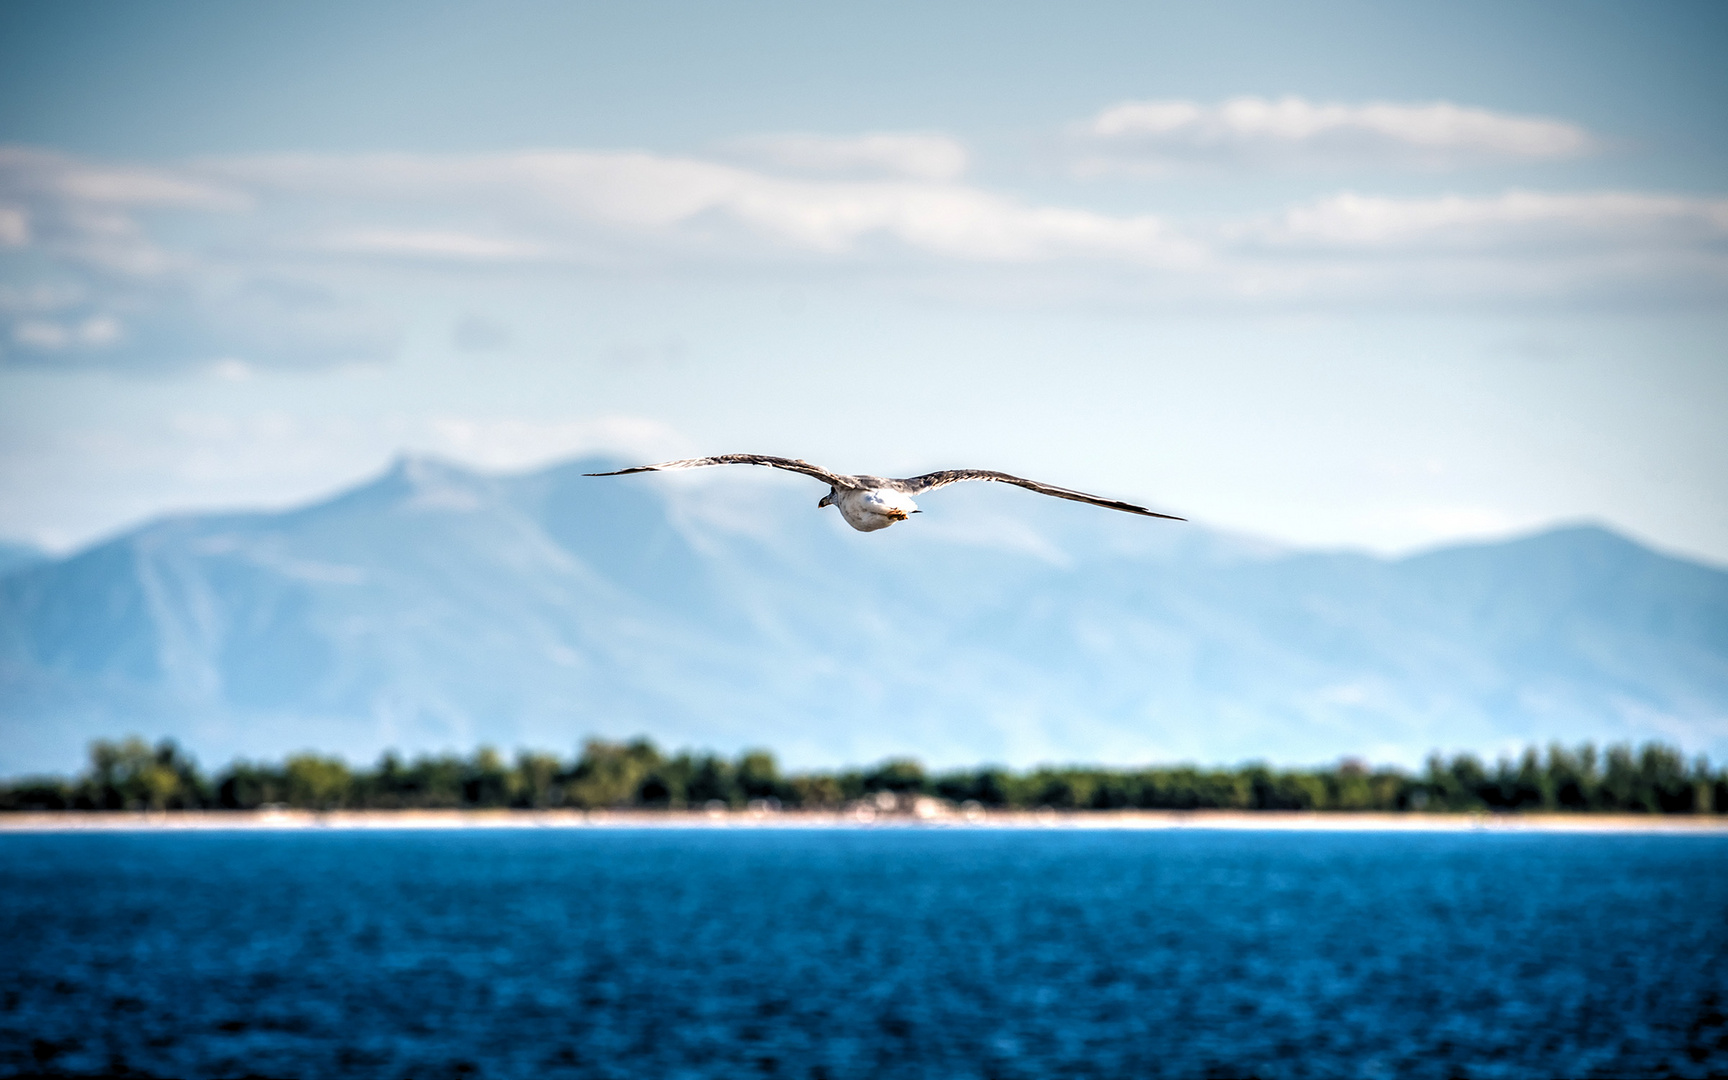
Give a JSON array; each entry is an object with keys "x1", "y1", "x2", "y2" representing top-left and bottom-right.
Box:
[
  {"x1": 388, "y1": 452, "x2": 477, "y2": 485},
  {"x1": 315, "y1": 453, "x2": 496, "y2": 516}
]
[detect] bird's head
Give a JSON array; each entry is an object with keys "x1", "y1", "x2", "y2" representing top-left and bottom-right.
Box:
[{"x1": 818, "y1": 488, "x2": 835, "y2": 508}]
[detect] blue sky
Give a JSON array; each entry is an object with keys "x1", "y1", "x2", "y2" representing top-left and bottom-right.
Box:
[{"x1": 2, "y1": 0, "x2": 1725, "y2": 560}]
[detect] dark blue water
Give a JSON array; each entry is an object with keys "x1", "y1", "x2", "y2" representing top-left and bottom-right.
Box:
[{"x1": 2, "y1": 828, "x2": 1725, "y2": 1079}]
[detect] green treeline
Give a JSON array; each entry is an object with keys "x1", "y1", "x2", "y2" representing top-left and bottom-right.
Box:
[{"x1": 2, "y1": 736, "x2": 1724, "y2": 814}]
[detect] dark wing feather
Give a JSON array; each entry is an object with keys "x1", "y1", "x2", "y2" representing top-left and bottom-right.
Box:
[
  {"x1": 892, "y1": 469, "x2": 1184, "y2": 520},
  {"x1": 585, "y1": 454, "x2": 850, "y2": 486}
]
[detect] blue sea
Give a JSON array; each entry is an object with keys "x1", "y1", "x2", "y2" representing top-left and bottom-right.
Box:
[{"x1": 2, "y1": 828, "x2": 1726, "y2": 1079}]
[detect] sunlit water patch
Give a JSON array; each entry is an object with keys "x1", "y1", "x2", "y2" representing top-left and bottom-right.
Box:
[{"x1": 2, "y1": 829, "x2": 1725, "y2": 1078}]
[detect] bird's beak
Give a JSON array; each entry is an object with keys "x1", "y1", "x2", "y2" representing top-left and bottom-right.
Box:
[{"x1": 818, "y1": 494, "x2": 832, "y2": 508}]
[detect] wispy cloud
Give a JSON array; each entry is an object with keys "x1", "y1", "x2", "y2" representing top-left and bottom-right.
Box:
[
  {"x1": 0, "y1": 207, "x2": 28, "y2": 247},
  {"x1": 1074, "y1": 96, "x2": 1597, "y2": 172},
  {"x1": 313, "y1": 228, "x2": 550, "y2": 261},
  {"x1": 1, "y1": 129, "x2": 1723, "y2": 372},
  {"x1": 213, "y1": 150, "x2": 1196, "y2": 265},
  {"x1": 219, "y1": 149, "x2": 1719, "y2": 297},
  {"x1": 0, "y1": 147, "x2": 395, "y2": 371},
  {"x1": 0, "y1": 146, "x2": 244, "y2": 211},
  {"x1": 721, "y1": 132, "x2": 969, "y2": 181},
  {"x1": 1210, "y1": 189, "x2": 1728, "y2": 304},
  {"x1": 0, "y1": 146, "x2": 233, "y2": 277},
  {"x1": 1250, "y1": 189, "x2": 1728, "y2": 249}
]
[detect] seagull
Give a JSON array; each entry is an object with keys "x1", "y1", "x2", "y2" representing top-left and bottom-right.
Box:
[{"x1": 586, "y1": 454, "x2": 1184, "y2": 533}]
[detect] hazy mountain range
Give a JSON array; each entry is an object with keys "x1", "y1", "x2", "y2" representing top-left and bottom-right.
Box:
[{"x1": 2, "y1": 455, "x2": 1725, "y2": 776}]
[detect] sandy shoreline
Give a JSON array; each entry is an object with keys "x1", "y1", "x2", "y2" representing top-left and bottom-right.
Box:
[{"x1": 2, "y1": 808, "x2": 1725, "y2": 833}]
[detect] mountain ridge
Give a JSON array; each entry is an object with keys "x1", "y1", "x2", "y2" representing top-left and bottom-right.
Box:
[{"x1": 2, "y1": 454, "x2": 1724, "y2": 775}]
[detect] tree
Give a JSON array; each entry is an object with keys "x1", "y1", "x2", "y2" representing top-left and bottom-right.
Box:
[
  {"x1": 512, "y1": 751, "x2": 564, "y2": 808},
  {"x1": 737, "y1": 750, "x2": 781, "y2": 801},
  {"x1": 284, "y1": 754, "x2": 351, "y2": 810},
  {"x1": 568, "y1": 738, "x2": 663, "y2": 807},
  {"x1": 85, "y1": 737, "x2": 205, "y2": 810}
]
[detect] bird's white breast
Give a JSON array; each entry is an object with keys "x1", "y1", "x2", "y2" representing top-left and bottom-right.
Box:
[{"x1": 835, "y1": 487, "x2": 919, "y2": 532}]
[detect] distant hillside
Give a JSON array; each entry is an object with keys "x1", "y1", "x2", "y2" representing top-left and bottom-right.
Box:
[
  {"x1": 2, "y1": 455, "x2": 1725, "y2": 774},
  {"x1": 0, "y1": 540, "x2": 47, "y2": 578}
]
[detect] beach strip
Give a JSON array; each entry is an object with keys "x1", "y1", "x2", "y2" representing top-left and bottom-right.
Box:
[{"x1": 2, "y1": 808, "x2": 1726, "y2": 833}]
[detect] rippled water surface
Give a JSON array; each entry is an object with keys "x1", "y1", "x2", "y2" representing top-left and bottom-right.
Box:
[{"x1": 3, "y1": 828, "x2": 1726, "y2": 1078}]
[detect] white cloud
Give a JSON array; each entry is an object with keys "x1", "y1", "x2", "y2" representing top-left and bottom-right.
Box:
[
  {"x1": 0, "y1": 270, "x2": 398, "y2": 372},
  {"x1": 0, "y1": 146, "x2": 248, "y2": 276},
  {"x1": 0, "y1": 207, "x2": 27, "y2": 247},
  {"x1": 1252, "y1": 189, "x2": 1728, "y2": 249},
  {"x1": 1076, "y1": 96, "x2": 1597, "y2": 172},
  {"x1": 11, "y1": 314, "x2": 123, "y2": 351},
  {"x1": 1205, "y1": 189, "x2": 1728, "y2": 304},
  {"x1": 724, "y1": 132, "x2": 969, "y2": 181},
  {"x1": 315, "y1": 228, "x2": 549, "y2": 261},
  {"x1": 0, "y1": 147, "x2": 397, "y2": 370},
  {"x1": 2, "y1": 141, "x2": 1726, "y2": 374},
  {"x1": 0, "y1": 146, "x2": 244, "y2": 209},
  {"x1": 216, "y1": 150, "x2": 1197, "y2": 266},
  {"x1": 12, "y1": 319, "x2": 69, "y2": 349}
]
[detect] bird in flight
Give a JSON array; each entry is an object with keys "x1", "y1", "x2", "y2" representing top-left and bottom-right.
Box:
[{"x1": 586, "y1": 454, "x2": 1184, "y2": 533}]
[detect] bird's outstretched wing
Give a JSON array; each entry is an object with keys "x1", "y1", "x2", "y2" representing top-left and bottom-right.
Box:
[
  {"x1": 891, "y1": 469, "x2": 1184, "y2": 520},
  {"x1": 585, "y1": 454, "x2": 851, "y2": 486}
]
